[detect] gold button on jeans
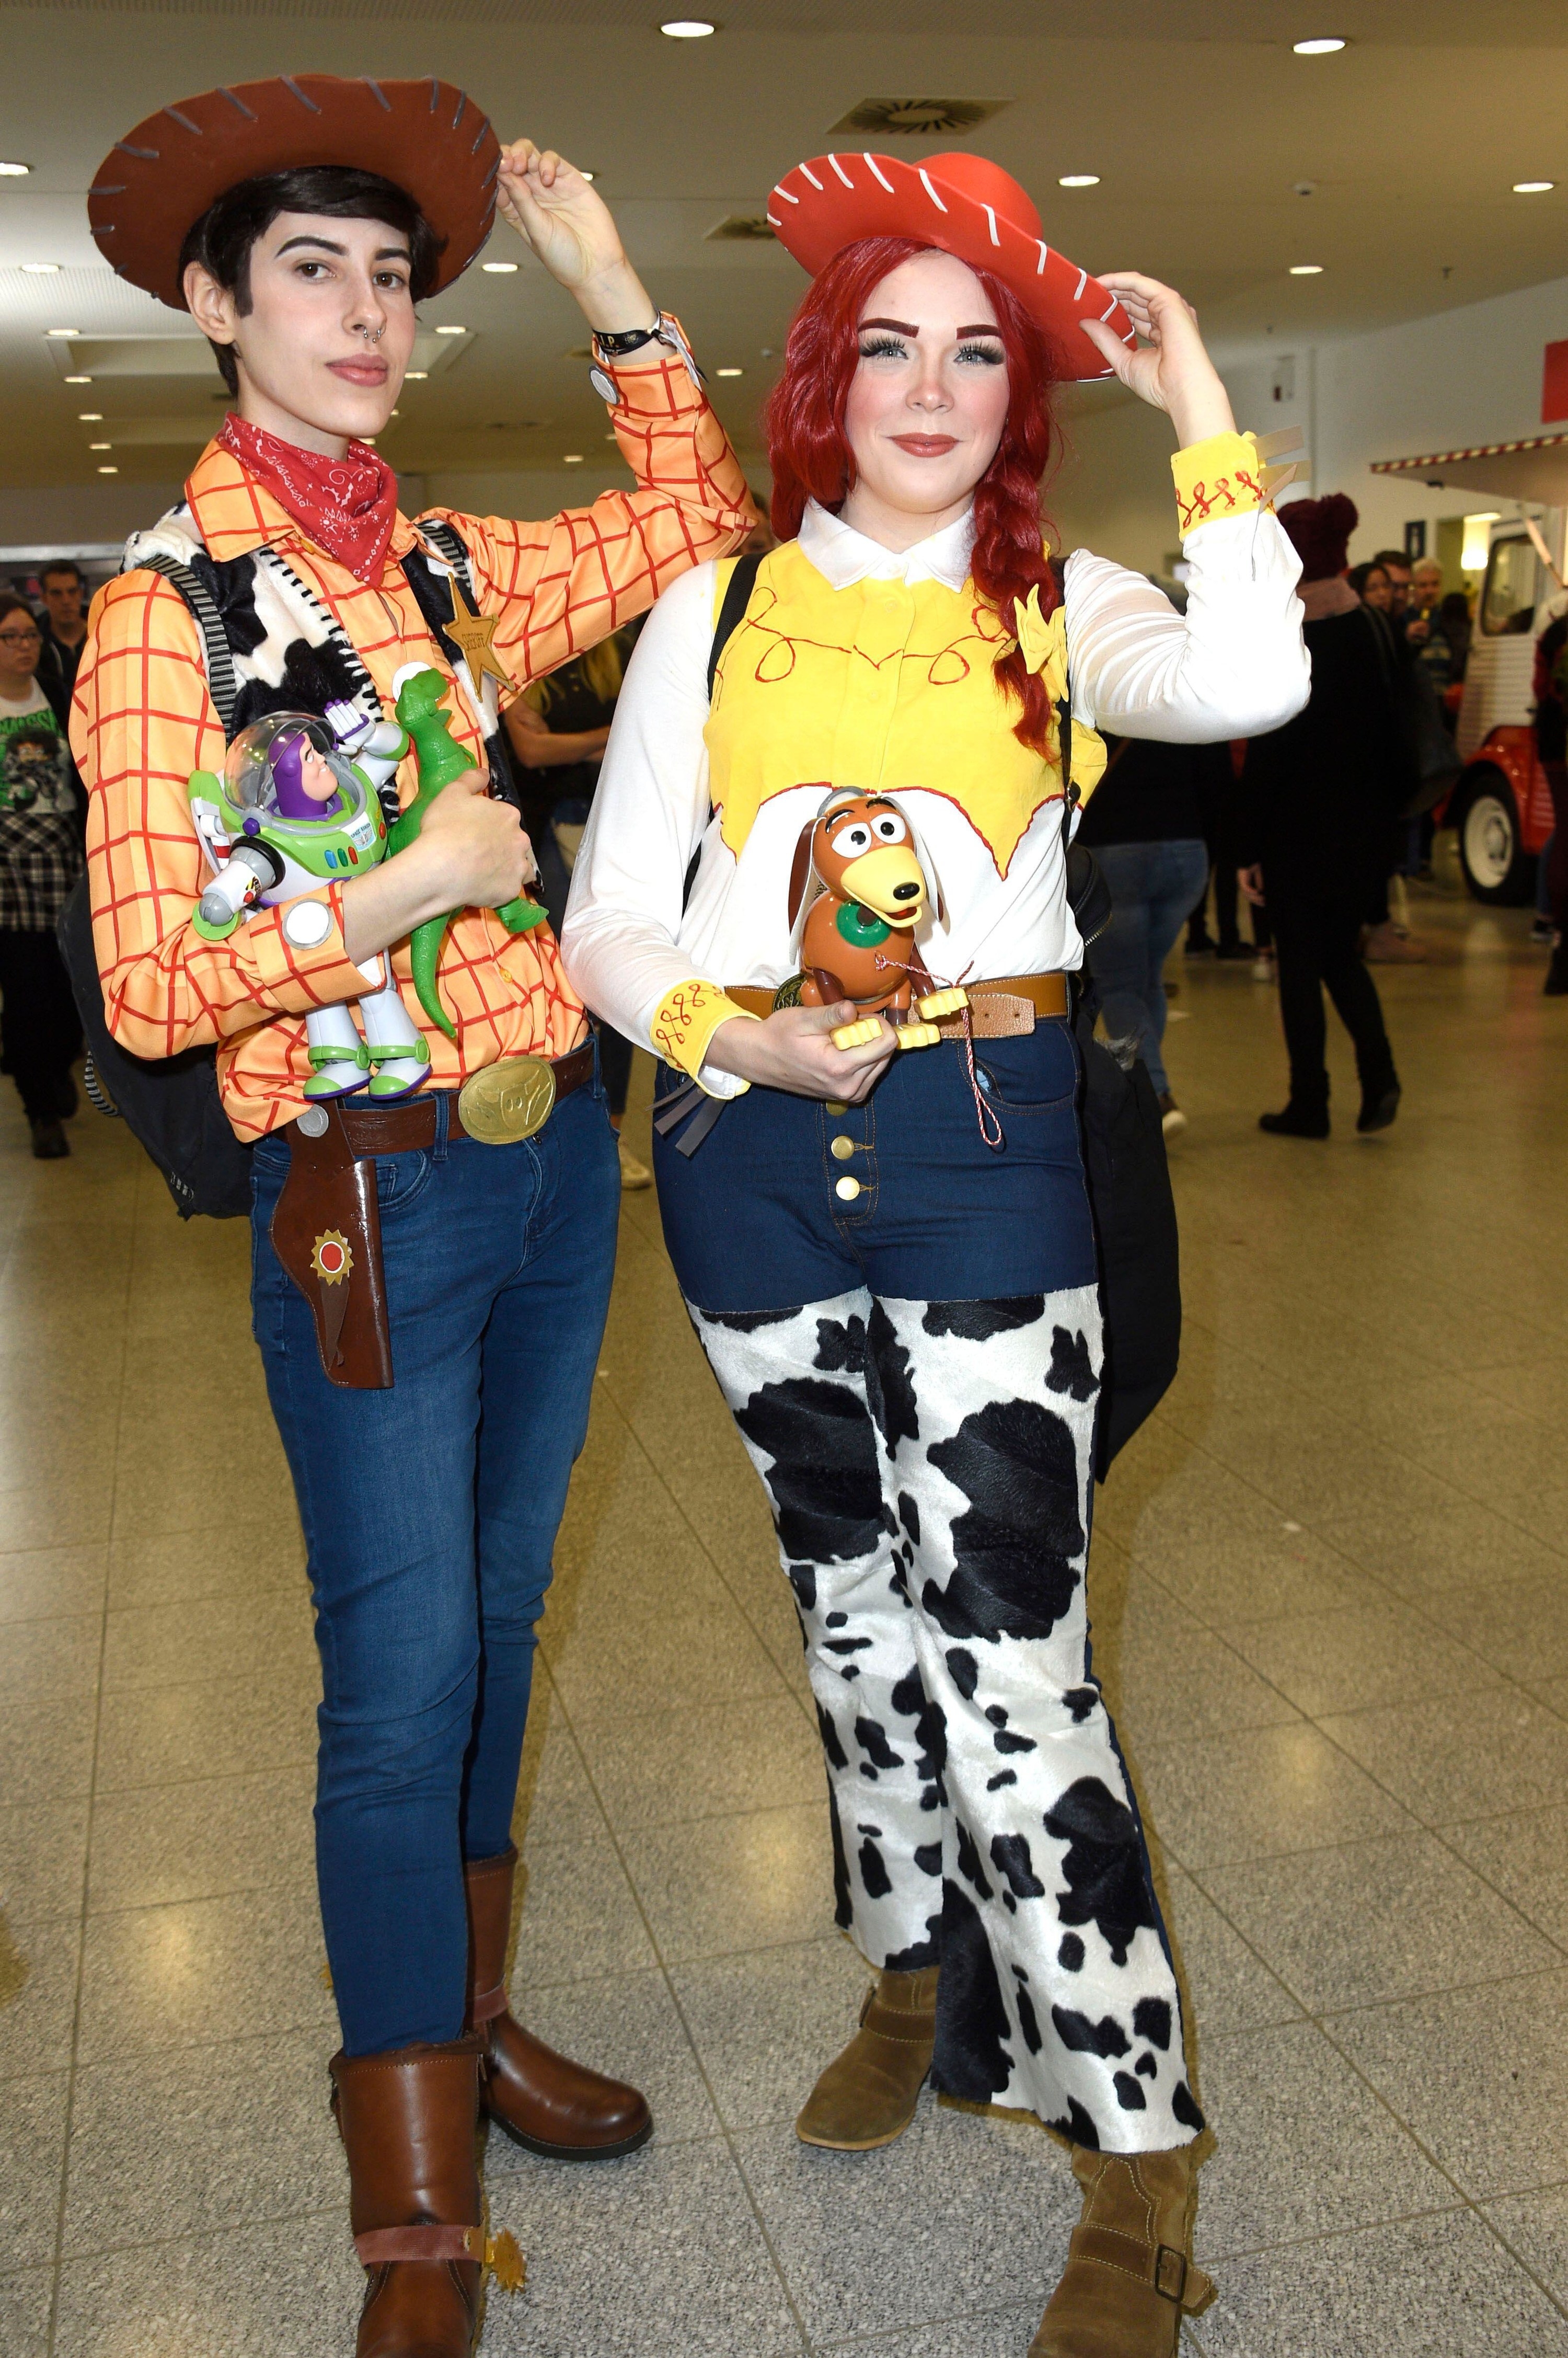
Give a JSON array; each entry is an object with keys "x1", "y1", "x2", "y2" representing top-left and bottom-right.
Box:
[
  {"x1": 831, "y1": 1135, "x2": 856, "y2": 1161},
  {"x1": 835, "y1": 1176, "x2": 862, "y2": 1203}
]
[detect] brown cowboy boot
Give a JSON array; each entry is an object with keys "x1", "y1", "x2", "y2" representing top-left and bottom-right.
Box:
[
  {"x1": 330, "y1": 2033, "x2": 521, "y2": 2358},
  {"x1": 1030, "y1": 2143, "x2": 1216, "y2": 2357},
  {"x1": 465, "y1": 1844, "x2": 651, "y2": 2160},
  {"x1": 794, "y1": 1965, "x2": 939, "y2": 2150}
]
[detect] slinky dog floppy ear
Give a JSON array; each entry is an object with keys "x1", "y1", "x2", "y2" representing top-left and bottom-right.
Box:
[
  {"x1": 787, "y1": 821, "x2": 817, "y2": 933},
  {"x1": 900, "y1": 804, "x2": 948, "y2": 929}
]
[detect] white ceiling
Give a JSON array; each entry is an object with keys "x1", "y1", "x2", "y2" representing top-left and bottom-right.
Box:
[{"x1": 1, "y1": 0, "x2": 1565, "y2": 490}]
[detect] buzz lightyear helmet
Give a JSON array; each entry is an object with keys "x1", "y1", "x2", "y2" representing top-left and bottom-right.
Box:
[{"x1": 224, "y1": 710, "x2": 366, "y2": 826}]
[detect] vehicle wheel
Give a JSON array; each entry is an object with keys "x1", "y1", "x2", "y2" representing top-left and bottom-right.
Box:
[{"x1": 1456, "y1": 773, "x2": 1535, "y2": 904}]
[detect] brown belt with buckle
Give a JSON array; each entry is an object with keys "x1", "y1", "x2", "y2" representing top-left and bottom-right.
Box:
[
  {"x1": 269, "y1": 1041, "x2": 596, "y2": 1391},
  {"x1": 723, "y1": 971, "x2": 1069, "y2": 1037}
]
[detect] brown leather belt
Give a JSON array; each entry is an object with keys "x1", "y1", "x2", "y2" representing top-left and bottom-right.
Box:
[
  {"x1": 269, "y1": 1041, "x2": 596, "y2": 1392},
  {"x1": 723, "y1": 971, "x2": 1069, "y2": 1038}
]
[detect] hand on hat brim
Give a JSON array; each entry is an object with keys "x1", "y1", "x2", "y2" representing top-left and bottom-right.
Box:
[
  {"x1": 496, "y1": 140, "x2": 654, "y2": 335},
  {"x1": 1080, "y1": 270, "x2": 1236, "y2": 449}
]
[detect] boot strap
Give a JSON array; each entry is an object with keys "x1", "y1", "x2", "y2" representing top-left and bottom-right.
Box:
[
  {"x1": 1068, "y1": 2224, "x2": 1213, "y2": 2312},
  {"x1": 471, "y1": 1979, "x2": 509, "y2": 2026},
  {"x1": 354, "y1": 2224, "x2": 526, "y2": 2291}
]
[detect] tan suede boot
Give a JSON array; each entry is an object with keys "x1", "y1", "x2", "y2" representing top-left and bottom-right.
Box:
[
  {"x1": 1030, "y1": 2144, "x2": 1216, "y2": 2357},
  {"x1": 794, "y1": 1966, "x2": 938, "y2": 2150}
]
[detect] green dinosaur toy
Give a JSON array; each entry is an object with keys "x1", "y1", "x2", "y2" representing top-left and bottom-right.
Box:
[{"x1": 389, "y1": 666, "x2": 548, "y2": 1038}]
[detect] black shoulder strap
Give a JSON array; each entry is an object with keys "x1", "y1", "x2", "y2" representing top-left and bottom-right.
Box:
[
  {"x1": 137, "y1": 551, "x2": 240, "y2": 739},
  {"x1": 707, "y1": 550, "x2": 764, "y2": 700},
  {"x1": 1046, "y1": 558, "x2": 1075, "y2": 808},
  {"x1": 402, "y1": 517, "x2": 526, "y2": 816}
]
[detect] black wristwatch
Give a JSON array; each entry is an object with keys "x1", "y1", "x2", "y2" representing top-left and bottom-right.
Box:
[
  {"x1": 590, "y1": 310, "x2": 702, "y2": 400},
  {"x1": 592, "y1": 316, "x2": 664, "y2": 359}
]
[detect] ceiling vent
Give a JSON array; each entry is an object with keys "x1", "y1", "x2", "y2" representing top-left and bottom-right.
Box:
[
  {"x1": 706, "y1": 214, "x2": 777, "y2": 242},
  {"x1": 829, "y1": 98, "x2": 1010, "y2": 139}
]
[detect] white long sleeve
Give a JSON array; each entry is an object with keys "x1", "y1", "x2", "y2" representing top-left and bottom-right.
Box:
[{"x1": 562, "y1": 502, "x2": 1307, "y2": 1074}]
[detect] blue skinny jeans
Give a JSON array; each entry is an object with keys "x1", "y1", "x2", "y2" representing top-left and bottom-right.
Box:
[
  {"x1": 250, "y1": 1071, "x2": 619, "y2": 2055},
  {"x1": 1087, "y1": 839, "x2": 1210, "y2": 1099}
]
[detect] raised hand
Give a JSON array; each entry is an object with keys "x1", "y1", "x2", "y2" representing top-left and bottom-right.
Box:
[
  {"x1": 494, "y1": 140, "x2": 656, "y2": 335},
  {"x1": 1080, "y1": 271, "x2": 1236, "y2": 450}
]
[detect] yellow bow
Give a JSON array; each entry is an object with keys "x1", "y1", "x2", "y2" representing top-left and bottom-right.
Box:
[{"x1": 1012, "y1": 582, "x2": 1054, "y2": 677}]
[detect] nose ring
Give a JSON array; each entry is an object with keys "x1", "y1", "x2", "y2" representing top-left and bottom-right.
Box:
[{"x1": 357, "y1": 323, "x2": 385, "y2": 346}]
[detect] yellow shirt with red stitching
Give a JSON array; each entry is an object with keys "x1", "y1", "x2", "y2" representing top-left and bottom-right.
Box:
[{"x1": 72, "y1": 338, "x2": 754, "y2": 1141}]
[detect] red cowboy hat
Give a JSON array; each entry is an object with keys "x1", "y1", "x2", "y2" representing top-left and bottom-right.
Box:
[
  {"x1": 89, "y1": 75, "x2": 501, "y2": 311},
  {"x1": 767, "y1": 149, "x2": 1134, "y2": 383}
]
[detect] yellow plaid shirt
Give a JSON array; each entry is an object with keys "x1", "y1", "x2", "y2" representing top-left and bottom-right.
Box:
[{"x1": 72, "y1": 341, "x2": 754, "y2": 1140}]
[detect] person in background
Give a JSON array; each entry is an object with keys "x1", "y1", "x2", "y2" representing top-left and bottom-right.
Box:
[
  {"x1": 1370, "y1": 546, "x2": 1413, "y2": 624},
  {"x1": 1081, "y1": 734, "x2": 1228, "y2": 1134},
  {"x1": 34, "y1": 560, "x2": 90, "y2": 724},
  {"x1": 0, "y1": 594, "x2": 84, "y2": 1157},
  {"x1": 1439, "y1": 588, "x2": 1472, "y2": 678},
  {"x1": 1351, "y1": 553, "x2": 1426, "y2": 962},
  {"x1": 504, "y1": 625, "x2": 651, "y2": 1186},
  {"x1": 1240, "y1": 494, "x2": 1408, "y2": 1137},
  {"x1": 1349, "y1": 559, "x2": 1391, "y2": 613},
  {"x1": 1535, "y1": 591, "x2": 1568, "y2": 995}
]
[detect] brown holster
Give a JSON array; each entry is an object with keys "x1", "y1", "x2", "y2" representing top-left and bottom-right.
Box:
[{"x1": 270, "y1": 1110, "x2": 395, "y2": 1391}]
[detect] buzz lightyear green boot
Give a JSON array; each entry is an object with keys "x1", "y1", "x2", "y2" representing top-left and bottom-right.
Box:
[
  {"x1": 360, "y1": 972, "x2": 432, "y2": 1101},
  {"x1": 303, "y1": 1006, "x2": 372, "y2": 1099}
]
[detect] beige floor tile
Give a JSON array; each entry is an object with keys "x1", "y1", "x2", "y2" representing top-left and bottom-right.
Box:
[
  {"x1": 76, "y1": 1884, "x2": 336, "y2": 2063},
  {"x1": 0, "y1": 2071, "x2": 71, "y2": 2269},
  {"x1": 0, "y1": 2264, "x2": 51, "y2": 2358},
  {"x1": 510, "y1": 1823, "x2": 658, "y2": 1988},
  {"x1": 1315, "y1": 1497, "x2": 1567, "y2": 1601},
  {"x1": 87, "y1": 1765, "x2": 316, "y2": 1914},
  {"x1": 106, "y1": 1523, "x2": 306, "y2": 1609},
  {"x1": 1444, "y1": 1805, "x2": 1568, "y2": 1949},
  {"x1": 1161, "y1": 1865, "x2": 1305, "y2": 2041},
  {"x1": 624, "y1": 1802, "x2": 838, "y2": 1963},
  {"x1": 0, "y1": 1547, "x2": 106, "y2": 1625},
  {"x1": 1320, "y1": 1689, "x2": 1568, "y2": 1826},
  {"x1": 574, "y1": 1695, "x2": 823, "y2": 1832},
  {"x1": 94, "y1": 1672, "x2": 317, "y2": 1793},
  {"x1": 1133, "y1": 1723, "x2": 1413, "y2": 1870},
  {"x1": 50, "y1": 2209, "x2": 357, "y2": 2358},
  {"x1": 1222, "y1": 1598, "x2": 1501, "y2": 1717},
  {"x1": 1420, "y1": 1569, "x2": 1568, "y2": 1683},
  {"x1": 100, "y1": 1589, "x2": 315, "y2": 1694},
  {"x1": 0, "y1": 1799, "x2": 89, "y2": 1924},
  {"x1": 0, "y1": 1911, "x2": 80, "y2": 2080}
]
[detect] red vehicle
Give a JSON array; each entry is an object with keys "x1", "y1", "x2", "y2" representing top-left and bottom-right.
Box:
[{"x1": 1369, "y1": 433, "x2": 1567, "y2": 903}]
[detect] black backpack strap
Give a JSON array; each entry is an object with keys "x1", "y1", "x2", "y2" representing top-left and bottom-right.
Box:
[
  {"x1": 708, "y1": 550, "x2": 763, "y2": 699},
  {"x1": 401, "y1": 519, "x2": 526, "y2": 816},
  {"x1": 137, "y1": 551, "x2": 240, "y2": 739}
]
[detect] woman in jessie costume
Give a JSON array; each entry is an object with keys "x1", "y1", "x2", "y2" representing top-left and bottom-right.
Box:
[{"x1": 565, "y1": 148, "x2": 1309, "y2": 2355}]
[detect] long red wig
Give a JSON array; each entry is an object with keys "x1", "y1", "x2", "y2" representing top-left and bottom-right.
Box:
[{"x1": 763, "y1": 235, "x2": 1063, "y2": 754}]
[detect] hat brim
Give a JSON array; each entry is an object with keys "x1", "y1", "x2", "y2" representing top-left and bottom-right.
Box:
[
  {"x1": 90, "y1": 75, "x2": 500, "y2": 310},
  {"x1": 767, "y1": 153, "x2": 1133, "y2": 385}
]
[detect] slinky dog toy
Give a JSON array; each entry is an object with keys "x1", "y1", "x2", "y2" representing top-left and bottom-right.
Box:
[{"x1": 785, "y1": 788, "x2": 968, "y2": 1049}]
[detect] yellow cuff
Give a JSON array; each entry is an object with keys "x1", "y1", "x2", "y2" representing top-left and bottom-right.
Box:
[
  {"x1": 651, "y1": 977, "x2": 757, "y2": 1085},
  {"x1": 1172, "y1": 431, "x2": 1275, "y2": 538}
]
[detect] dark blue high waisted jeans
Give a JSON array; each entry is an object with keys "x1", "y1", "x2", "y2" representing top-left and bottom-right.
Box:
[{"x1": 250, "y1": 1065, "x2": 619, "y2": 2055}]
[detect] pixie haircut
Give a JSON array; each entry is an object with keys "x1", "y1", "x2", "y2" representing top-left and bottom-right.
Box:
[{"x1": 179, "y1": 164, "x2": 444, "y2": 396}]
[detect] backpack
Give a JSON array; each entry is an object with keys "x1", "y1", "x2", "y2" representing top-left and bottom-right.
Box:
[{"x1": 57, "y1": 516, "x2": 516, "y2": 1220}]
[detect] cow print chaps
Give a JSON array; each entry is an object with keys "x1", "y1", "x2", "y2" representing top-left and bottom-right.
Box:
[{"x1": 690, "y1": 1283, "x2": 1201, "y2": 2154}]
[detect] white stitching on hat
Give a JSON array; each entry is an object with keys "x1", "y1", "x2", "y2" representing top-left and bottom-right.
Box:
[
  {"x1": 1036, "y1": 241, "x2": 1050, "y2": 274},
  {"x1": 864, "y1": 153, "x2": 895, "y2": 191},
  {"x1": 428, "y1": 76, "x2": 440, "y2": 112},
  {"x1": 281, "y1": 77, "x2": 321, "y2": 114},
  {"x1": 117, "y1": 142, "x2": 159, "y2": 160},
  {"x1": 163, "y1": 107, "x2": 202, "y2": 135},
  {"x1": 773, "y1": 185, "x2": 800, "y2": 204},
  {"x1": 362, "y1": 78, "x2": 391, "y2": 110},
  {"x1": 1073, "y1": 267, "x2": 1087, "y2": 298},
  {"x1": 828, "y1": 154, "x2": 855, "y2": 188},
  {"x1": 983, "y1": 203, "x2": 999, "y2": 246},
  {"x1": 452, "y1": 91, "x2": 467, "y2": 130},
  {"x1": 470, "y1": 121, "x2": 488, "y2": 154},
  {"x1": 918, "y1": 169, "x2": 948, "y2": 212},
  {"x1": 1099, "y1": 296, "x2": 1119, "y2": 320},
  {"x1": 217, "y1": 87, "x2": 256, "y2": 120},
  {"x1": 800, "y1": 164, "x2": 823, "y2": 190},
  {"x1": 766, "y1": 212, "x2": 782, "y2": 228}
]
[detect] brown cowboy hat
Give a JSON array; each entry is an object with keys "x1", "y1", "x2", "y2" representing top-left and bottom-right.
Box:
[
  {"x1": 89, "y1": 74, "x2": 501, "y2": 310},
  {"x1": 767, "y1": 149, "x2": 1134, "y2": 383}
]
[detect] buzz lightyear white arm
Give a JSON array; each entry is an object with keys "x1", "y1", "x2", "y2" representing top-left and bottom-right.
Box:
[{"x1": 324, "y1": 701, "x2": 408, "y2": 803}]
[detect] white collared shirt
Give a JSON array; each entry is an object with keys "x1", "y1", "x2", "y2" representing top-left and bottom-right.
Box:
[{"x1": 562, "y1": 499, "x2": 1308, "y2": 1092}]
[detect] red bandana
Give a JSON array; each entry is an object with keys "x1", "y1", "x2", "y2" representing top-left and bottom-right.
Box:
[{"x1": 218, "y1": 415, "x2": 399, "y2": 584}]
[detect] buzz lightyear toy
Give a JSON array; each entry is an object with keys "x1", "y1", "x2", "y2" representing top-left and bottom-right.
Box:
[{"x1": 187, "y1": 698, "x2": 432, "y2": 1100}]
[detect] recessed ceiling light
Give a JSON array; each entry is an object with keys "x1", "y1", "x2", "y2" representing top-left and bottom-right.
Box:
[
  {"x1": 578, "y1": 171, "x2": 597, "y2": 183},
  {"x1": 405, "y1": 370, "x2": 429, "y2": 380},
  {"x1": 563, "y1": 453, "x2": 584, "y2": 464},
  {"x1": 1514, "y1": 180, "x2": 1555, "y2": 194},
  {"x1": 661, "y1": 19, "x2": 717, "y2": 35},
  {"x1": 89, "y1": 441, "x2": 111, "y2": 451},
  {"x1": 64, "y1": 374, "x2": 91, "y2": 384},
  {"x1": 1058, "y1": 175, "x2": 1100, "y2": 189},
  {"x1": 435, "y1": 324, "x2": 466, "y2": 336},
  {"x1": 482, "y1": 261, "x2": 518, "y2": 273},
  {"x1": 389, "y1": 408, "x2": 400, "y2": 417},
  {"x1": 1289, "y1": 263, "x2": 1324, "y2": 275},
  {"x1": 1293, "y1": 36, "x2": 1346, "y2": 53},
  {"x1": 44, "y1": 328, "x2": 80, "y2": 339},
  {"x1": 0, "y1": 161, "x2": 30, "y2": 177},
  {"x1": 77, "y1": 411, "x2": 102, "y2": 421},
  {"x1": 716, "y1": 365, "x2": 744, "y2": 377},
  {"x1": 97, "y1": 465, "x2": 118, "y2": 474},
  {"x1": 21, "y1": 262, "x2": 60, "y2": 275}
]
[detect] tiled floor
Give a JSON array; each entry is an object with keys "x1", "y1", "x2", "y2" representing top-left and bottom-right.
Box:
[{"x1": 3, "y1": 877, "x2": 1568, "y2": 2355}]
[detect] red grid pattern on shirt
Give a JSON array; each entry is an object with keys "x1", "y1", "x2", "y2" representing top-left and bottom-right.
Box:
[{"x1": 72, "y1": 339, "x2": 755, "y2": 1139}]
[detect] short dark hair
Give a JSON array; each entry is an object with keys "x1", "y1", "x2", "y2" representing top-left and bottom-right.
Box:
[
  {"x1": 0, "y1": 593, "x2": 38, "y2": 629},
  {"x1": 1370, "y1": 547, "x2": 1411, "y2": 573},
  {"x1": 178, "y1": 165, "x2": 444, "y2": 396},
  {"x1": 40, "y1": 560, "x2": 85, "y2": 589}
]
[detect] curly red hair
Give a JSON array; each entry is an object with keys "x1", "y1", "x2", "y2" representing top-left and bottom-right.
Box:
[{"x1": 763, "y1": 235, "x2": 1064, "y2": 753}]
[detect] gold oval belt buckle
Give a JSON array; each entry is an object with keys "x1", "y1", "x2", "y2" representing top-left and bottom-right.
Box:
[{"x1": 458, "y1": 1055, "x2": 557, "y2": 1145}]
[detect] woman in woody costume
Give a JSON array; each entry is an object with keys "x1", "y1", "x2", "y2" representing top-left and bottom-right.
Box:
[
  {"x1": 566, "y1": 150, "x2": 1308, "y2": 2355},
  {"x1": 74, "y1": 75, "x2": 752, "y2": 2358}
]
